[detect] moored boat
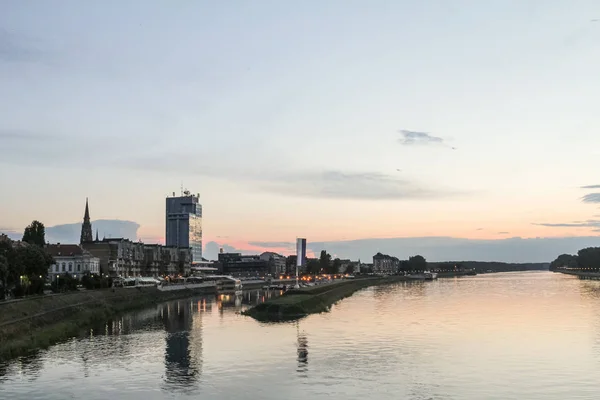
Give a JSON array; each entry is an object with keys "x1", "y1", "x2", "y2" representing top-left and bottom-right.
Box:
[
  {"x1": 406, "y1": 271, "x2": 438, "y2": 280},
  {"x1": 216, "y1": 276, "x2": 243, "y2": 295}
]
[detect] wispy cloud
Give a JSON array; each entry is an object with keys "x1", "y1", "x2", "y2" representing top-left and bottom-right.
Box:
[
  {"x1": 121, "y1": 154, "x2": 467, "y2": 201},
  {"x1": 0, "y1": 129, "x2": 57, "y2": 141},
  {"x1": 533, "y1": 219, "x2": 600, "y2": 228},
  {"x1": 248, "y1": 241, "x2": 295, "y2": 248},
  {"x1": 261, "y1": 170, "x2": 464, "y2": 200},
  {"x1": 581, "y1": 193, "x2": 600, "y2": 203},
  {"x1": 581, "y1": 184, "x2": 600, "y2": 189},
  {"x1": 0, "y1": 28, "x2": 44, "y2": 63},
  {"x1": 497, "y1": 231, "x2": 510, "y2": 234},
  {"x1": 0, "y1": 129, "x2": 135, "y2": 168},
  {"x1": 398, "y1": 129, "x2": 445, "y2": 146}
]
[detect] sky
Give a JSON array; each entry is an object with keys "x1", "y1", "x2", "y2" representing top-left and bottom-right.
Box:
[{"x1": 2, "y1": 1, "x2": 600, "y2": 262}]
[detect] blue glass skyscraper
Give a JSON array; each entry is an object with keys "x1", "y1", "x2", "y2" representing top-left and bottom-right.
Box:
[{"x1": 165, "y1": 191, "x2": 202, "y2": 262}]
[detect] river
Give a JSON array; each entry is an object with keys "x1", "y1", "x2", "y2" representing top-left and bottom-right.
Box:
[{"x1": 2, "y1": 271, "x2": 600, "y2": 399}]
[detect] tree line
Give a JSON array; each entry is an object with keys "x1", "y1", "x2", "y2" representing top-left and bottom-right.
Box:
[
  {"x1": 550, "y1": 247, "x2": 600, "y2": 272},
  {"x1": 0, "y1": 220, "x2": 112, "y2": 299},
  {"x1": 0, "y1": 221, "x2": 53, "y2": 299}
]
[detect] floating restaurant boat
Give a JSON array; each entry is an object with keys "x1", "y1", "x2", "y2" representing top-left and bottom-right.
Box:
[
  {"x1": 215, "y1": 276, "x2": 243, "y2": 296},
  {"x1": 406, "y1": 271, "x2": 438, "y2": 280}
]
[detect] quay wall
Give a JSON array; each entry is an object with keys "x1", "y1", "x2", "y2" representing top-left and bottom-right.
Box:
[{"x1": 0, "y1": 285, "x2": 216, "y2": 361}]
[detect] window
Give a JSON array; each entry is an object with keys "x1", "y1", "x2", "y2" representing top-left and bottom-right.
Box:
[
  {"x1": 77, "y1": 264, "x2": 81, "y2": 272},
  {"x1": 62, "y1": 262, "x2": 66, "y2": 272},
  {"x1": 69, "y1": 262, "x2": 73, "y2": 272}
]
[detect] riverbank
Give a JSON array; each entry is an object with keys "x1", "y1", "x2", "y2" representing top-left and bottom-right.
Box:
[
  {"x1": 553, "y1": 269, "x2": 600, "y2": 279},
  {"x1": 436, "y1": 270, "x2": 477, "y2": 278},
  {"x1": 0, "y1": 286, "x2": 215, "y2": 361},
  {"x1": 242, "y1": 276, "x2": 409, "y2": 322}
]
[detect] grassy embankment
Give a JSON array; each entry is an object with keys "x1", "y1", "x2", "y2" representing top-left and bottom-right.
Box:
[
  {"x1": 0, "y1": 286, "x2": 214, "y2": 361},
  {"x1": 242, "y1": 276, "x2": 408, "y2": 322}
]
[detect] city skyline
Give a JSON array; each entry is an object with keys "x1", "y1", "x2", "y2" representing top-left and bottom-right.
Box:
[{"x1": 2, "y1": 2, "x2": 600, "y2": 261}]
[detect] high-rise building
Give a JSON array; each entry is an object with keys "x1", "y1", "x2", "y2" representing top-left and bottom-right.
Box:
[
  {"x1": 296, "y1": 238, "x2": 307, "y2": 269},
  {"x1": 166, "y1": 191, "x2": 203, "y2": 262},
  {"x1": 80, "y1": 198, "x2": 94, "y2": 244}
]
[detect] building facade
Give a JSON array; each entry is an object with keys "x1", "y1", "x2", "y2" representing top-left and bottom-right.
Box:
[
  {"x1": 45, "y1": 244, "x2": 100, "y2": 280},
  {"x1": 373, "y1": 252, "x2": 400, "y2": 274},
  {"x1": 82, "y1": 239, "x2": 191, "y2": 278},
  {"x1": 165, "y1": 191, "x2": 203, "y2": 263},
  {"x1": 259, "y1": 252, "x2": 287, "y2": 275},
  {"x1": 296, "y1": 238, "x2": 307, "y2": 270},
  {"x1": 217, "y1": 252, "x2": 269, "y2": 277}
]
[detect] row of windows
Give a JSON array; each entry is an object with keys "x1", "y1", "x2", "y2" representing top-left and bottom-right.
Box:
[{"x1": 51, "y1": 262, "x2": 99, "y2": 273}]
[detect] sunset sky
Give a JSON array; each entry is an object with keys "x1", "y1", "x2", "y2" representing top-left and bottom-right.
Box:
[{"x1": 2, "y1": 1, "x2": 600, "y2": 260}]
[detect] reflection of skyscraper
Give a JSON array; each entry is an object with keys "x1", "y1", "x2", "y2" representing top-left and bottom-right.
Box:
[
  {"x1": 161, "y1": 301, "x2": 201, "y2": 388},
  {"x1": 166, "y1": 192, "x2": 203, "y2": 262},
  {"x1": 296, "y1": 322, "x2": 308, "y2": 374}
]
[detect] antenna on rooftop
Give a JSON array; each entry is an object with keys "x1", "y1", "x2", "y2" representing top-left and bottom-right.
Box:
[{"x1": 180, "y1": 182, "x2": 183, "y2": 196}]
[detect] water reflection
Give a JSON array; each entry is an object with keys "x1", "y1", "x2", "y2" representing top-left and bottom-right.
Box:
[
  {"x1": 6, "y1": 275, "x2": 600, "y2": 400},
  {"x1": 161, "y1": 301, "x2": 201, "y2": 390},
  {"x1": 296, "y1": 322, "x2": 308, "y2": 375}
]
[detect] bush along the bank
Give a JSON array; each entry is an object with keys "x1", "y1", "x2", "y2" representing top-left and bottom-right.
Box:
[
  {"x1": 50, "y1": 273, "x2": 79, "y2": 293},
  {"x1": 80, "y1": 272, "x2": 112, "y2": 290}
]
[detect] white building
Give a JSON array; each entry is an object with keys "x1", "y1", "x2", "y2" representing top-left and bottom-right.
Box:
[{"x1": 46, "y1": 244, "x2": 101, "y2": 280}]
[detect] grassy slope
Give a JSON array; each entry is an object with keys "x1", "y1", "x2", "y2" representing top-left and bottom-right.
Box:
[
  {"x1": 243, "y1": 277, "x2": 404, "y2": 322},
  {"x1": 0, "y1": 287, "x2": 213, "y2": 361}
]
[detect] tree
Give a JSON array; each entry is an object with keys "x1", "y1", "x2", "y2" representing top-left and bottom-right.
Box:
[
  {"x1": 331, "y1": 258, "x2": 341, "y2": 274},
  {"x1": 346, "y1": 264, "x2": 354, "y2": 275},
  {"x1": 319, "y1": 250, "x2": 331, "y2": 274},
  {"x1": 408, "y1": 255, "x2": 427, "y2": 271},
  {"x1": 22, "y1": 221, "x2": 46, "y2": 247},
  {"x1": 0, "y1": 255, "x2": 8, "y2": 299},
  {"x1": 577, "y1": 248, "x2": 600, "y2": 271},
  {"x1": 14, "y1": 245, "x2": 50, "y2": 278},
  {"x1": 307, "y1": 259, "x2": 320, "y2": 275},
  {"x1": 550, "y1": 254, "x2": 578, "y2": 271}
]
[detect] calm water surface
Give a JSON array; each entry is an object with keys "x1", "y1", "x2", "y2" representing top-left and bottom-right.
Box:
[{"x1": 2, "y1": 272, "x2": 600, "y2": 399}]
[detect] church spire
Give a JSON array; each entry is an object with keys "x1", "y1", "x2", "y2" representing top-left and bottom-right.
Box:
[
  {"x1": 84, "y1": 198, "x2": 90, "y2": 221},
  {"x1": 80, "y1": 198, "x2": 93, "y2": 244},
  {"x1": 95, "y1": 229, "x2": 99, "y2": 242}
]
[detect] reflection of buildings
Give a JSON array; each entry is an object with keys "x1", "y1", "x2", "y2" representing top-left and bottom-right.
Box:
[{"x1": 161, "y1": 301, "x2": 202, "y2": 388}]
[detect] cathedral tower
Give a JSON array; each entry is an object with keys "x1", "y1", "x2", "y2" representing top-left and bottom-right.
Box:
[{"x1": 80, "y1": 198, "x2": 94, "y2": 244}]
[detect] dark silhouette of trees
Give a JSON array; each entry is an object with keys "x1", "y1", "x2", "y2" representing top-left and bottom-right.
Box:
[
  {"x1": 550, "y1": 248, "x2": 600, "y2": 272},
  {"x1": 549, "y1": 254, "x2": 578, "y2": 271},
  {"x1": 307, "y1": 259, "x2": 320, "y2": 275},
  {"x1": 346, "y1": 264, "x2": 355, "y2": 275},
  {"x1": 319, "y1": 250, "x2": 331, "y2": 274},
  {"x1": 22, "y1": 220, "x2": 46, "y2": 247},
  {"x1": 408, "y1": 255, "x2": 427, "y2": 271},
  {"x1": 1, "y1": 221, "x2": 54, "y2": 298},
  {"x1": 331, "y1": 258, "x2": 341, "y2": 274}
]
